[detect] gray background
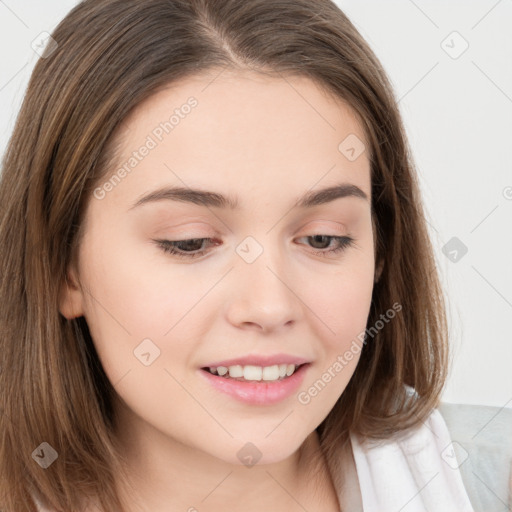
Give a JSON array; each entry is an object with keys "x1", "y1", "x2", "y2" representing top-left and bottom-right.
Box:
[{"x1": 0, "y1": 0, "x2": 511, "y2": 408}]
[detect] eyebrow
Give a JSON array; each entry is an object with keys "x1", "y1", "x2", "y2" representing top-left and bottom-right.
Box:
[{"x1": 128, "y1": 182, "x2": 368, "y2": 211}]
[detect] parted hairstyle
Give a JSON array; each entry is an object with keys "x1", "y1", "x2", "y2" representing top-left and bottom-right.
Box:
[{"x1": 0, "y1": 0, "x2": 450, "y2": 510}]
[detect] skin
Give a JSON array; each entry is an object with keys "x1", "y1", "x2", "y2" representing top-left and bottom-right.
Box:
[{"x1": 59, "y1": 69, "x2": 374, "y2": 511}]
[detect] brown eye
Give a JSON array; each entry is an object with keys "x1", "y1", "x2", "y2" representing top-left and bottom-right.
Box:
[
  {"x1": 296, "y1": 235, "x2": 355, "y2": 257},
  {"x1": 154, "y1": 238, "x2": 217, "y2": 259}
]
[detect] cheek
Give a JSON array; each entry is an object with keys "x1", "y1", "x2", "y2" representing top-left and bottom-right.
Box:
[
  {"x1": 78, "y1": 234, "x2": 208, "y2": 381},
  {"x1": 80, "y1": 231, "x2": 175, "y2": 332},
  {"x1": 302, "y1": 255, "x2": 375, "y2": 347},
  {"x1": 295, "y1": 265, "x2": 373, "y2": 413}
]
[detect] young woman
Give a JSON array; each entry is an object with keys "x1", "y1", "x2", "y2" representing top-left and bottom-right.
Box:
[{"x1": 0, "y1": 0, "x2": 474, "y2": 511}]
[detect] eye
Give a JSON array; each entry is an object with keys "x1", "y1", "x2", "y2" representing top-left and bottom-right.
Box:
[
  {"x1": 153, "y1": 235, "x2": 355, "y2": 260},
  {"x1": 296, "y1": 234, "x2": 355, "y2": 257},
  {"x1": 154, "y1": 238, "x2": 218, "y2": 259}
]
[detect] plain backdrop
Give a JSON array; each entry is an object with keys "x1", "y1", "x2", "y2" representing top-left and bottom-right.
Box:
[{"x1": 0, "y1": 0, "x2": 511, "y2": 409}]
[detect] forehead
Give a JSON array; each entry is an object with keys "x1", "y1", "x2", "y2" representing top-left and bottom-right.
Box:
[{"x1": 99, "y1": 69, "x2": 371, "y2": 211}]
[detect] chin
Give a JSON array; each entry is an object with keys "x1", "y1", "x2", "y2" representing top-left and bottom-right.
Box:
[{"x1": 211, "y1": 433, "x2": 309, "y2": 468}]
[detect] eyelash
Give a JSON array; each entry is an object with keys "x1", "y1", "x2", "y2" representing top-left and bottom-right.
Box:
[{"x1": 153, "y1": 235, "x2": 355, "y2": 260}]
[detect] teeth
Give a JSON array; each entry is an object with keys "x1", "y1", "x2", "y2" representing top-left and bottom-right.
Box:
[
  {"x1": 229, "y1": 365, "x2": 244, "y2": 378},
  {"x1": 244, "y1": 365, "x2": 262, "y2": 381},
  {"x1": 262, "y1": 365, "x2": 279, "y2": 380},
  {"x1": 207, "y1": 363, "x2": 300, "y2": 381}
]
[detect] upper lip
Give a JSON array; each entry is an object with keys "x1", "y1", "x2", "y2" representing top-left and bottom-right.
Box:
[{"x1": 202, "y1": 353, "x2": 311, "y2": 368}]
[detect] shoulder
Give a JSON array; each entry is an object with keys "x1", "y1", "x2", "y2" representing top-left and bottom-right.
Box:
[
  {"x1": 349, "y1": 405, "x2": 476, "y2": 511},
  {"x1": 437, "y1": 401, "x2": 512, "y2": 512}
]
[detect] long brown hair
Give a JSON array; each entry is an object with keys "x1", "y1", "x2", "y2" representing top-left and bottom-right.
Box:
[{"x1": 0, "y1": 0, "x2": 450, "y2": 510}]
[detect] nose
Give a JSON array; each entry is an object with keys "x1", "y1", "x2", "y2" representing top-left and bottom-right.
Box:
[{"x1": 224, "y1": 243, "x2": 304, "y2": 333}]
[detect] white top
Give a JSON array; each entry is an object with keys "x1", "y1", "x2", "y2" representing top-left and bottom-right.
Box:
[{"x1": 349, "y1": 407, "x2": 475, "y2": 511}]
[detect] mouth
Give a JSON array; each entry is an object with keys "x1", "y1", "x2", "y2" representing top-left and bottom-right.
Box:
[
  {"x1": 198, "y1": 363, "x2": 311, "y2": 405},
  {"x1": 201, "y1": 363, "x2": 306, "y2": 382}
]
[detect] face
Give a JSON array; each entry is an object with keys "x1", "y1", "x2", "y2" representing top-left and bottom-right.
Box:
[{"x1": 60, "y1": 69, "x2": 376, "y2": 467}]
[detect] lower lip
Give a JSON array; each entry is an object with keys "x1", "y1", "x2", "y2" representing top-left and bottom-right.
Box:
[{"x1": 199, "y1": 364, "x2": 310, "y2": 405}]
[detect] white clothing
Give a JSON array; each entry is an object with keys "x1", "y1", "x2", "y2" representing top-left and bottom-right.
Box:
[{"x1": 349, "y1": 407, "x2": 475, "y2": 511}]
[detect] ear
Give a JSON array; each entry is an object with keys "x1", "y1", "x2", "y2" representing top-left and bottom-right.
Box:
[{"x1": 58, "y1": 262, "x2": 85, "y2": 319}]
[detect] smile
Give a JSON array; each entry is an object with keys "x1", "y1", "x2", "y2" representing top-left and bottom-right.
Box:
[
  {"x1": 199, "y1": 363, "x2": 311, "y2": 405},
  {"x1": 205, "y1": 363, "x2": 302, "y2": 381}
]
